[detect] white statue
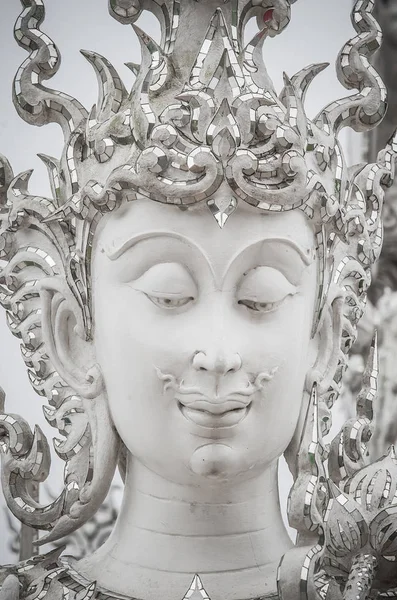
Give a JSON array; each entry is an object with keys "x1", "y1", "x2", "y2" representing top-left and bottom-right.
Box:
[{"x1": 0, "y1": 1, "x2": 396, "y2": 598}]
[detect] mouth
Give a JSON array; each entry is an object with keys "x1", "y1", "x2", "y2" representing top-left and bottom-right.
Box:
[{"x1": 176, "y1": 397, "x2": 251, "y2": 428}]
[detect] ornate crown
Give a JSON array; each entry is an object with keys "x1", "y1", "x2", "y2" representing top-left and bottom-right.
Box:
[{"x1": 1, "y1": 1, "x2": 397, "y2": 598}]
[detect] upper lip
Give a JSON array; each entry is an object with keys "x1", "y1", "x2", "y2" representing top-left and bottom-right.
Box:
[{"x1": 176, "y1": 395, "x2": 251, "y2": 414}]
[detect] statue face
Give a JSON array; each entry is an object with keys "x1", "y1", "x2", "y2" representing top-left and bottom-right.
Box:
[{"x1": 91, "y1": 195, "x2": 318, "y2": 484}]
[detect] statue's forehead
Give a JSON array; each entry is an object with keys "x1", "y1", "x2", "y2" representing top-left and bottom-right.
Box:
[{"x1": 96, "y1": 199, "x2": 316, "y2": 265}]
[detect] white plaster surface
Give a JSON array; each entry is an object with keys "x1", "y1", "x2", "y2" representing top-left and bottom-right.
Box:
[{"x1": 0, "y1": 0, "x2": 352, "y2": 565}]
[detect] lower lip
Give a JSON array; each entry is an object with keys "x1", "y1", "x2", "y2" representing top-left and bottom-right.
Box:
[{"x1": 178, "y1": 403, "x2": 250, "y2": 428}]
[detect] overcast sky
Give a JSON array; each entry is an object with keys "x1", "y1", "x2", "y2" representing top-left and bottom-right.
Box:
[{"x1": 0, "y1": 0, "x2": 357, "y2": 564}]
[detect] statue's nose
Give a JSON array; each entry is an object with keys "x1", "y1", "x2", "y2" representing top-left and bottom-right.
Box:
[{"x1": 192, "y1": 350, "x2": 242, "y2": 375}]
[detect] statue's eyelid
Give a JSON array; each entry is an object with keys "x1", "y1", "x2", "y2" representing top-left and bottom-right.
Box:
[
  {"x1": 129, "y1": 283, "x2": 197, "y2": 298},
  {"x1": 144, "y1": 290, "x2": 195, "y2": 299},
  {"x1": 236, "y1": 268, "x2": 297, "y2": 301},
  {"x1": 127, "y1": 263, "x2": 198, "y2": 295}
]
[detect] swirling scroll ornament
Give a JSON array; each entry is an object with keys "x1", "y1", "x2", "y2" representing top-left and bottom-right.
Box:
[
  {"x1": 316, "y1": 0, "x2": 386, "y2": 134},
  {"x1": 0, "y1": 0, "x2": 396, "y2": 584},
  {"x1": 0, "y1": 172, "x2": 120, "y2": 544},
  {"x1": 279, "y1": 333, "x2": 397, "y2": 599},
  {"x1": 13, "y1": 0, "x2": 87, "y2": 140}
]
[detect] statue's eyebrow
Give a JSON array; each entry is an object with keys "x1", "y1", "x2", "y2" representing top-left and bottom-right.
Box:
[
  {"x1": 104, "y1": 232, "x2": 193, "y2": 260},
  {"x1": 104, "y1": 231, "x2": 313, "y2": 266},
  {"x1": 105, "y1": 233, "x2": 313, "y2": 287}
]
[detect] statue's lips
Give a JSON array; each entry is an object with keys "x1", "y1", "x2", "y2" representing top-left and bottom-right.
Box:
[{"x1": 176, "y1": 396, "x2": 251, "y2": 428}]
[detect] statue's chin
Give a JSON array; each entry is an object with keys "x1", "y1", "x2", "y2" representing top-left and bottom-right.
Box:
[{"x1": 189, "y1": 443, "x2": 252, "y2": 480}]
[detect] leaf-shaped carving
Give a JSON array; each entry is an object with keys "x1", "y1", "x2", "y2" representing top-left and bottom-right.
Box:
[
  {"x1": 370, "y1": 505, "x2": 397, "y2": 558},
  {"x1": 207, "y1": 99, "x2": 240, "y2": 148},
  {"x1": 212, "y1": 129, "x2": 237, "y2": 163},
  {"x1": 287, "y1": 384, "x2": 329, "y2": 535},
  {"x1": 344, "y1": 447, "x2": 397, "y2": 513},
  {"x1": 329, "y1": 333, "x2": 378, "y2": 484},
  {"x1": 325, "y1": 483, "x2": 368, "y2": 558}
]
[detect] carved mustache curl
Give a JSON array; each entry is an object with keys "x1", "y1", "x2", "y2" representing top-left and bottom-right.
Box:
[{"x1": 155, "y1": 367, "x2": 279, "y2": 397}]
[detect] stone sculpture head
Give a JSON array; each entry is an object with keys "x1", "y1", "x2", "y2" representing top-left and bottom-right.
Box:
[
  {"x1": 93, "y1": 195, "x2": 318, "y2": 486},
  {"x1": 0, "y1": 0, "x2": 396, "y2": 596}
]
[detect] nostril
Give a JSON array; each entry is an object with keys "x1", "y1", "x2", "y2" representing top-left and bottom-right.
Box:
[{"x1": 192, "y1": 351, "x2": 242, "y2": 374}]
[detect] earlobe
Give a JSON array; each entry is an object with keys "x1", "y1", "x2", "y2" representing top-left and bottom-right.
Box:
[{"x1": 40, "y1": 278, "x2": 103, "y2": 399}]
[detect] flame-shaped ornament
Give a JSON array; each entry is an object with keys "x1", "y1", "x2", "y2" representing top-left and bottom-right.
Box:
[{"x1": 1, "y1": 0, "x2": 397, "y2": 599}]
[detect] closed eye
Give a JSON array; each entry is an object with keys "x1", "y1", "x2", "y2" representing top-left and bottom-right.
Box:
[
  {"x1": 238, "y1": 298, "x2": 287, "y2": 313},
  {"x1": 128, "y1": 263, "x2": 198, "y2": 310},
  {"x1": 145, "y1": 294, "x2": 195, "y2": 309},
  {"x1": 237, "y1": 266, "x2": 298, "y2": 314}
]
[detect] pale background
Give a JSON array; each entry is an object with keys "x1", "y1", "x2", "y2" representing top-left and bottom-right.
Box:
[{"x1": 0, "y1": 0, "x2": 357, "y2": 564}]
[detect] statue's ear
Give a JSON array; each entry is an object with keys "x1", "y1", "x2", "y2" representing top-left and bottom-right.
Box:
[
  {"x1": 39, "y1": 277, "x2": 103, "y2": 399},
  {"x1": 285, "y1": 295, "x2": 344, "y2": 476},
  {"x1": 306, "y1": 295, "x2": 344, "y2": 397}
]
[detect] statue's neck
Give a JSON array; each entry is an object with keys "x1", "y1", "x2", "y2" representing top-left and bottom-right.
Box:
[{"x1": 77, "y1": 457, "x2": 292, "y2": 599}]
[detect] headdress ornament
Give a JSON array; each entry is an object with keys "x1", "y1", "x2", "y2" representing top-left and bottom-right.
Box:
[{"x1": 1, "y1": 1, "x2": 397, "y2": 597}]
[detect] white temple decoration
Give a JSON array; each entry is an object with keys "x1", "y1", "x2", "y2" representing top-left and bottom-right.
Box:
[{"x1": 0, "y1": 0, "x2": 397, "y2": 598}]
